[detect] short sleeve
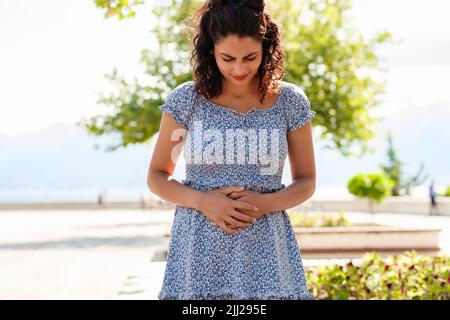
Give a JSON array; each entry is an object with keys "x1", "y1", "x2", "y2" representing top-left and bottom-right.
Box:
[
  {"x1": 159, "y1": 81, "x2": 196, "y2": 129},
  {"x1": 284, "y1": 84, "x2": 316, "y2": 133}
]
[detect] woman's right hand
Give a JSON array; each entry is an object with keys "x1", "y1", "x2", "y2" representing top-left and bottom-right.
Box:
[{"x1": 196, "y1": 186, "x2": 258, "y2": 235}]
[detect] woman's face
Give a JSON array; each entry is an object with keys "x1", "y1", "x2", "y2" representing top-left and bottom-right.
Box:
[{"x1": 213, "y1": 34, "x2": 263, "y2": 85}]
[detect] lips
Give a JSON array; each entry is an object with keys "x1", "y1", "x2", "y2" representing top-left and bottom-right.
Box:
[{"x1": 232, "y1": 74, "x2": 248, "y2": 80}]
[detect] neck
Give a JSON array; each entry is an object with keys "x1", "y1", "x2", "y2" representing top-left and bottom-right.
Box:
[{"x1": 221, "y1": 76, "x2": 259, "y2": 98}]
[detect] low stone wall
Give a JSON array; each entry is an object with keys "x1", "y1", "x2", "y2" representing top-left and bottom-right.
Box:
[
  {"x1": 162, "y1": 223, "x2": 442, "y2": 260},
  {"x1": 300, "y1": 197, "x2": 450, "y2": 216},
  {"x1": 0, "y1": 200, "x2": 176, "y2": 210},
  {"x1": 1, "y1": 196, "x2": 449, "y2": 216},
  {"x1": 294, "y1": 224, "x2": 441, "y2": 259}
]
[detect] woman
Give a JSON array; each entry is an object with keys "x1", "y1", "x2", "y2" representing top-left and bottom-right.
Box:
[{"x1": 147, "y1": 0, "x2": 316, "y2": 300}]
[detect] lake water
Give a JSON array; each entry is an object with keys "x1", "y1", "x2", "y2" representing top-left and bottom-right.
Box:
[{"x1": 0, "y1": 185, "x2": 433, "y2": 203}]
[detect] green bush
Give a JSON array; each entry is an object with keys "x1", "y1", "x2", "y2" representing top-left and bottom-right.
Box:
[
  {"x1": 306, "y1": 251, "x2": 450, "y2": 300},
  {"x1": 347, "y1": 172, "x2": 395, "y2": 213},
  {"x1": 288, "y1": 211, "x2": 351, "y2": 227},
  {"x1": 444, "y1": 186, "x2": 450, "y2": 197},
  {"x1": 347, "y1": 172, "x2": 394, "y2": 202}
]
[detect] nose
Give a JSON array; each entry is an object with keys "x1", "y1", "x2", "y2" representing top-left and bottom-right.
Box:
[{"x1": 232, "y1": 65, "x2": 248, "y2": 76}]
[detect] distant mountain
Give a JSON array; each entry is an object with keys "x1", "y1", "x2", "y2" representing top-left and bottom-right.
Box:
[
  {"x1": 313, "y1": 102, "x2": 450, "y2": 192},
  {"x1": 0, "y1": 122, "x2": 155, "y2": 190},
  {"x1": 0, "y1": 103, "x2": 448, "y2": 201}
]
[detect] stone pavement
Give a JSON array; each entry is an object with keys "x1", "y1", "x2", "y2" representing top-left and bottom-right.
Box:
[
  {"x1": 1, "y1": 208, "x2": 448, "y2": 299},
  {"x1": 115, "y1": 261, "x2": 166, "y2": 300},
  {"x1": 116, "y1": 210, "x2": 450, "y2": 300},
  {"x1": 0, "y1": 208, "x2": 172, "y2": 299}
]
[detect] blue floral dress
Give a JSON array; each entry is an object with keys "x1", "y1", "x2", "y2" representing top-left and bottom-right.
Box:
[{"x1": 157, "y1": 80, "x2": 316, "y2": 300}]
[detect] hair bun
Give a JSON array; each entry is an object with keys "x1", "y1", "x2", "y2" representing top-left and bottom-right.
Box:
[
  {"x1": 241, "y1": 0, "x2": 264, "y2": 13},
  {"x1": 208, "y1": 0, "x2": 264, "y2": 13}
]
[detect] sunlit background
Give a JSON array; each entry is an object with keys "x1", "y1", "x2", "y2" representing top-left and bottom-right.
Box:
[
  {"x1": 1, "y1": 0, "x2": 449, "y2": 203},
  {"x1": 1, "y1": 0, "x2": 449, "y2": 302}
]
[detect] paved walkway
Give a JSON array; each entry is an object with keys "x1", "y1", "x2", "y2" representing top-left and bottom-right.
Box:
[
  {"x1": 0, "y1": 209, "x2": 172, "y2": 299},
  {"x1": 116, "y1": 210, "x2": 450, "y2": 300},
  {"x1": 0, "y1": 208, "x2": 448, "y2": 299}
]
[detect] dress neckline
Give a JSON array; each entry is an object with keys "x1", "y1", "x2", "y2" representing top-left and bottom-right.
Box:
[{"x1": 199, "y1": 81, "x2": 285, "y2": 116}]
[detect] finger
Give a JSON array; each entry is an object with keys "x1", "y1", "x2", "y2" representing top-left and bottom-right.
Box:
[
  {"x1": 230, "y1": 211, "x2": 257, "y2": 223},
  {"x1": 232, "y1": 190, "x2": 247, "y2": 195},
  {"x1": 215, "y1": 185, "x2": 244, "y2": 195},
  {"x1": 225, "y1": 217, "x2": 250, "y2": 228},
  {"x1": 228, "y1": 192, "x2": 244, "y2": 200},
  {"x1": 220, "y1": 222, "x2": 239, "y2": 235},
  {"x1": 233, "y1": 200, "x2": 258, "y2": 211},
  {"x1": 224, "y1": 186, "x2": 245, "y2": 195}
]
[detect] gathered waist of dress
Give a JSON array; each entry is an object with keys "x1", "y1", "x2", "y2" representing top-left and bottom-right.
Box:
[{"x1": 181, "y1": 179, "x2": 286, "y2": 194}]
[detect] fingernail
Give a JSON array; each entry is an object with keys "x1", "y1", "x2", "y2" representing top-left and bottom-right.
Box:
[{"x1": 254, "y1": 207, "x2": 258, "y2": 211}]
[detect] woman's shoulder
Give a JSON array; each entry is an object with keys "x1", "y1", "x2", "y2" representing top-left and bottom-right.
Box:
[
  {"x1": 162, "y1": 80, "x2": 198, "y2": 109},
  {"x1": 279, "y1": 81, "x2": 316, "y2": 132},
  {"x1": 159, "y1": 81, "x2": 198, "y2": 128},
  {"x1": 168, "y1": 80, "x2": 196, "y2": 98},
  {"x1": 281, "y1": 81, "x2": 309, "y2": 102}
]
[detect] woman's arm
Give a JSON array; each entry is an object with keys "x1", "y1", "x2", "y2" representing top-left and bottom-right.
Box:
[
  {"x1": 229, "y1": 120, "x2": 316, "y2": 216},
  {"x1": 262, "y1": 120, "x2": 316, "y2": 212},
  {"x1": 148, "y1": 111, "x2": 259, "y2": 234},
  {"x1": 147, "y1": 112, "x2": 204, "y2": 209}
]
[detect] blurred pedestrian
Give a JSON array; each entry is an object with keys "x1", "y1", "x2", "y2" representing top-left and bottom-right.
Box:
[
  {"x1": 429, "y1": 179, "x2": 438, "y2": 215},
  {"x1": 97, "y1": 193, "x2": 103, "y2": 208}
]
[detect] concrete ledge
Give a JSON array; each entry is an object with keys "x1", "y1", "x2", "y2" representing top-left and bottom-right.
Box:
[
  {"x1": 0, "y1": 201, "x2": 176, "y2": 210},
  {"x1": 2, "y1": 197, "x2": 448, "y2": 215},
  {"x1": 301, "y1": 197, "x2": 450, "y2": 216},
  {"x1": 163, "y1": 223, "x2": 441, "y2": 259},
  {"x1": 294, "y1": 225, "x2": 441, "y2": 259}
]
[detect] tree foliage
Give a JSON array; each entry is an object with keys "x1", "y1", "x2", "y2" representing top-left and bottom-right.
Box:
[
  {"x1": 81, "y1": 0, "x2": 392, "y2": 155},
  {"x1": 380, "y1": 130, "x2": 428, "y2": 196}
]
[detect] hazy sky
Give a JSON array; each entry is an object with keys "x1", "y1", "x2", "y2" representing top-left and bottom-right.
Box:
[{"x1": 0, "y1": 0, "x2": 449, "y2": 136}]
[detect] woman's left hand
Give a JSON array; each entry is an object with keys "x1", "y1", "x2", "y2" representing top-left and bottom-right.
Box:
[{"x1": 227, "y1": 189, "x2": 269, "y2": 219}]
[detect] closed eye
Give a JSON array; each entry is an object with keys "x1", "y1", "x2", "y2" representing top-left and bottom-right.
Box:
[{"x1": 223, "y1": 57, "x2": 256, "y2": 62}]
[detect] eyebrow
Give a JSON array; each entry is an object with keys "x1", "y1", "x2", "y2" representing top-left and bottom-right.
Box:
[{"x1": 220, "y1": 51, "x2": 258, "y2": 58}]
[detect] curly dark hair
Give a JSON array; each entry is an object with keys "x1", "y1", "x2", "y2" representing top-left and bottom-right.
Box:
[{"x1": 189, "y1": 0, "x2": 285, "y2": 105}]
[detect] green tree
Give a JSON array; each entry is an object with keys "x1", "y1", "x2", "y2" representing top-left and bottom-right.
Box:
[
  {"x1": 81, "y1": 0, "x2": 392, "y2": 156},
  {"x1": 380, "y1": 130, "x2": 428, "y2": 196},
  {"x1": 347, "y1": 172, "x2": 394, "y2": 214}
]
